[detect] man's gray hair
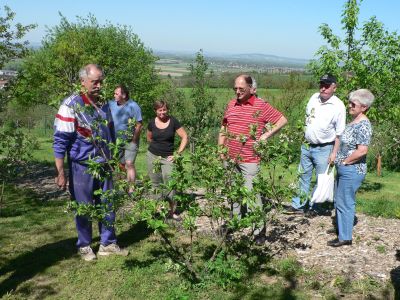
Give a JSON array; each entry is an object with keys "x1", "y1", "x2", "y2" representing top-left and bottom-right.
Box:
[
  {"x1": 349, "y1": 89, "x2": 375, "y2": 108},
  {"x1": 79, "y1": 64, "x2": 103, "y2": 80},
  {"x1": 251, "y1": 76, "x2": 257, "y2": 89}
]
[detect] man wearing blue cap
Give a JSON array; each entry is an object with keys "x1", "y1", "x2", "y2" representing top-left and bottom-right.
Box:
[{"x1": 288, "y1": 74, "x2": 346, "y2": 215}]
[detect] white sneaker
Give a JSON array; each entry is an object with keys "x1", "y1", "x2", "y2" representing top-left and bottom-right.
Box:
[
  {"x1": 98, "y1": 243, "x2": 129, "y2": 256},
  {"x1": 78, "y1": 246, "x2": 96, "y2": 261}
]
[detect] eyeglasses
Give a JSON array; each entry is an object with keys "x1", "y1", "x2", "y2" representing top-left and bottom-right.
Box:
[
  {"x1": 349, "y1": 101, "x2": 357, "y2": 108},
  {"x1": 233, "y1": 87, "x2": 247, "y2": 93}
]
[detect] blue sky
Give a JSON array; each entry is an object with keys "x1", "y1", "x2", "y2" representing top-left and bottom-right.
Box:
[{"x1": 3, "y1": 0, "x2": 399, "y2": 59}]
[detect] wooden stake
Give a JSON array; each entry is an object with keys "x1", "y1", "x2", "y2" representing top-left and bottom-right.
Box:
[
  {"x1": 377, "y1": 154, "x2": 382, "y2": 177},
  {"x1": 0, "y1": 180, "x2": 4, "y2": 216}
]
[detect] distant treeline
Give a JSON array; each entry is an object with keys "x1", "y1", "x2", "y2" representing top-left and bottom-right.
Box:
[
  {"x1": 4, "y1": 58, "x2": 315, "y2": 90},
  {"x1": 167, "y1": 71, "x2": 316, "y2": 89}
]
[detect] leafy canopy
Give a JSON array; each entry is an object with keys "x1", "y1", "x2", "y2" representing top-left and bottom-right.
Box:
[
  {"x1": 12, "y1": 14, "x2": 160, "y2": 119},
  {"x1": 0, "y1": 5, "x2": 36, "y2": 69},
  {"x1": 309, "y1": 0, "x2": 400, "y2": 169},
  {"x1": 310, "y1": 0, "x2": 400, "y2": 117}
]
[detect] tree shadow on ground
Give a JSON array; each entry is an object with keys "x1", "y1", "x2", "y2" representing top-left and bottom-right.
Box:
[
  {"x1": 359, "y1": 180, "x2": 382, "y2": 193},
  {"x1": 0, "y1": 237, "x2": 77, "y2": 298},
  {"x1": 124, "y1": 248, "x2": 166, "y2": 270},
  {"x1": 195, "y1": 222, "x2": 304, "y2": 298},
  {"x1": 391, "y1": 253, "x2": 400, "y2": 300},
  {"x1": 230, "y1": 280, "x2": 298, "y2": 300},
  {"x1": 0, "y1": 222, "x2": 151, "y2": 298},
  {"x1": 266, "y1": 217, "x2": 311, "y2": 254},
  {"x1": 117, "y1": 221, "x2": 152, "y2": 248}
]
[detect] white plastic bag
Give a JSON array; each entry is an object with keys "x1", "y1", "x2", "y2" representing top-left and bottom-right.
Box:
[{"x1": 310, "y1": 165, "x2": 335, "y2": 204}]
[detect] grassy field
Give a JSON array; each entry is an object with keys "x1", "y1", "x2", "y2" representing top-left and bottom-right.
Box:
[
  {"x1": 0, "y1": 197, "x2": 307, "y2": 300},
  {"x1": 0, "y1": 186, "x2": 313, "y2": 299},
  {"x1": 178, "y1": 87, "x2": 304, "y2": 112},
  {"x1": 1, "y1": 131, "x2": 400, "y2": 298},
  {"x1": 1, "y1": 86, "x2": 399, "y2": 298},
  {"x1": 21, "y1": 128, "x2": 400, "y2": 219}
]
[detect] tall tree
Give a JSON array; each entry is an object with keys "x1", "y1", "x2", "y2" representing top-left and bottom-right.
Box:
[
  {"x1": 309, "y1": 0, "x2": 400, "y2": 170},
  {"x1": 0, "y1": 6, "x2": 36, "y2": 111},
  {"x1": 0, "y1": 6, "x2": 36, "y2": 69},
  {"x1": 11, "y1": 14, "x2": 160, "y2": 120}
]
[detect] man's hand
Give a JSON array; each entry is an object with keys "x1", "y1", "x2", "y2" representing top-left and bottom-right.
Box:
[
  {"x1": 328, "y1": 152, "x2": 336, "y2": 165},
  {"x1": 55, "y1": 172, "x2": 67, "y2": 190},
  {"x1": 259, "y1": 132, "x2": 272, "y2": 141},
  {"x1": 218, "y1": 144, "x2": 227, "y2": 160}
]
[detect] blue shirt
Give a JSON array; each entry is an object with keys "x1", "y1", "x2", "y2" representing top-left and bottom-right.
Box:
[{"x1": 108, "y1": 99, "x2": 142, "y2": 139}]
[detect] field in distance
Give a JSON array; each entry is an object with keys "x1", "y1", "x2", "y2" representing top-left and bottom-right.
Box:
[{"x1": 155, "y1": 51, "x2": 309, "y2": 77}]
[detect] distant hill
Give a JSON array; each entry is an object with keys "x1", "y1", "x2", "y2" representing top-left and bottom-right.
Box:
[
  {"x1": 154, "y1": 50, "x2": 309, "y2": 69},
  {"x1": 219, "y1": 53, "x2": 309, "y2": 67}
]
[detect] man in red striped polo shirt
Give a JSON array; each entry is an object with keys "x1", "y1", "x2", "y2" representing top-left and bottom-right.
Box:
[{"x1": 218, "y1": 74, "x2": 287, "y2": 244}]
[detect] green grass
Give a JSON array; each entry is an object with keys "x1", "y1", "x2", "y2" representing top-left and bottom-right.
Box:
[
  {"x1": 179, "y1": 87, "x2": 295, "y2": 110},
  {"x1": 28, "y1": 132, "x2": 400, "y2": 219},
  {"x1": 31, "y1": 137, "x2": 54, "y2": 163},
  {"x1": 2, "y1": 180, "x2": 393, "y2": 299},
  {"x1": 357, "y1": 170, "x2": 400, "y2": 218},
  {"x1": 0, "y1": 182, "x2": 312, "y2": 299},
  {"x1": 1, "y1": 127, "x2": 399, "y2": 298}
]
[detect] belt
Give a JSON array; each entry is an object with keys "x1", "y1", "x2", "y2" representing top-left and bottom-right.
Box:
[{"x1": 308, "y1": 141, "x2": 335, "y2": 147}]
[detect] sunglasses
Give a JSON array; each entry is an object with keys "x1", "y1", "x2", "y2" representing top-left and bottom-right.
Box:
[
  {"x1": 349, "y1": 101, "x2": 367, "y2": 108},
  {"x1": 233, "y1": 87, "x2": 247, "y2": 93},
  {"x1": 319, "y1": 83, "x2": 332, "y2": 89}
]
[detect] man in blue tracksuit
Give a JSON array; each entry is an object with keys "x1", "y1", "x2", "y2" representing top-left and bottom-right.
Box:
[{"x1": 54, "y1": 64, "x2": 128, "y2": 261}]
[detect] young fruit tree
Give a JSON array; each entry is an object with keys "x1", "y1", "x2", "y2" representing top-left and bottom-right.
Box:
[{"x1": 309, "y1": 0, "x2": 400, "y2": 171}]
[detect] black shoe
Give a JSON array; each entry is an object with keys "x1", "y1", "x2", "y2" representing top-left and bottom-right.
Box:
[
  {"x1": 284, "y1": 206, "x2": 304, "y2": 215},
  {"x1": 327, "y1": 239, "x2": 352, "y2": 247},
  {"x1": 305, "y1": 210, "x2": 318, "y2": 218},
  {"x1": 254, "y1": 235, "x2": 267, "y2": 246},
  {"x1": 318, "y1": 209, "x2": 332, "y2": 217},
  {"x1": 326, "y1": 228, "x2": 338, "y2": 235}
]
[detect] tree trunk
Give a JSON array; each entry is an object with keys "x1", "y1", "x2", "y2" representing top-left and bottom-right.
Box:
[{"x1": 377, "y1": 154, "x2": 382, "y2": 177}]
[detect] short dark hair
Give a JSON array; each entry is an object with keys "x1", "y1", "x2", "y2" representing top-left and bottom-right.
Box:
[
  {"x1": 115, "y1": 85, "x2": 129, "y2": 99},
  {"x1": 153, "y1": 100, "x2": 168, "y2": 110},
  {"x1": 244, "y1": 75, "x2": 253, "y2": 86},
  {"x1": 237, "y1": 74, "x2": 253, "y2": 87}
]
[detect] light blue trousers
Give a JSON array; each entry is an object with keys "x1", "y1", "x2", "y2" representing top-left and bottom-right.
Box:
[
  {"x1": 292, "y1": 144, "x2": 333, "y2": 209},
  {"x1": 335, "y1": 164, "x2": 365, "y2": 241}
]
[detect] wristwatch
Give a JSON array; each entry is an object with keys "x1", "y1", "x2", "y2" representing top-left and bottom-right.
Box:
[{"x1": 342, "y1": 161, "x2": 348, "y2": 166}]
